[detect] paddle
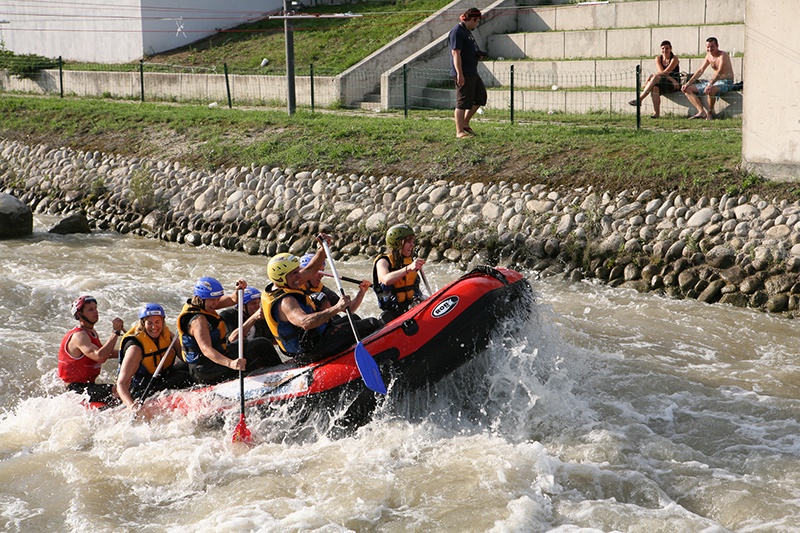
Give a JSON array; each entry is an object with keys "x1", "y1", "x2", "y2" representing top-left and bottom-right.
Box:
[
  {"x1": 419, "y1": 268, "x2": 432, "y2": 296},
  {"x1": 320, "y1": 240, "x2": 387, "y2": 394},
  {"x1": 135, "y1": 331, "x2": 179, "y2": 408},
  {"x1": 231, "y1": 287, "x2": 252, "y2": 444},
  {"x1": 320, "y1": 271, "x2": 364, "y2": 286}
]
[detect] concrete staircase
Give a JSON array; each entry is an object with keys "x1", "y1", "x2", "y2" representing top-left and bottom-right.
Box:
[
  {"x1": 481, "y1": 0, "x2": 745, "y2": 116},
  {"x1": 357, "y1": 92, "x2": 383, "y2": 111},
  {"x1": 377, "y1": 0, "x2": 745, "y2": 117}
]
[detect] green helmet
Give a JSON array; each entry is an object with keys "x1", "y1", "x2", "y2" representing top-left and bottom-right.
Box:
[
  {"x1": 267, "y1": 253, "x2": 300, "y2": 288},
  {"x1": 386, "y1": 223, "x2": 414, "y2": 249}
]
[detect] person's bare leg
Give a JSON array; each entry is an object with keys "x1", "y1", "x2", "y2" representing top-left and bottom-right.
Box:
[
  {"x1": 463, "y1": 105, "x2": 479, "y2": 132},
  {"x1": 684, "y1": 87, "x2": 707, "y2": 118},
  {"x1": 454, "y1": 108, "x2": 468, "y2": 137},
  {"x1": 706, "y1": 86, "x2": 720, "y2": 120},
  {"x1": 631, "y1": 74, "x2": 657, "y2": 105},
  {"x1": 641, "y1": 74, "x2": 659, "y2": 100},
  {"x1": 651, "y1": 87, "x2": 661, "y2": 118}
]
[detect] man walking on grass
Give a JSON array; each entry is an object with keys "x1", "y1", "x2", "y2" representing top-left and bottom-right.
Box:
[{"x1": 449, "y1": 7, "x2": 487, "y2": 139}]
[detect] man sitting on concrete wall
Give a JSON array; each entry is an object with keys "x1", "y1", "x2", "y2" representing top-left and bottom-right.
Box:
[{"x1": 681, "y1": 37, "x2": 735, "y2": 120}]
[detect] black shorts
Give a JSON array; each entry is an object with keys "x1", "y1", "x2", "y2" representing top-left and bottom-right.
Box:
[
  {"x1": 454, "y1": 75, "x2": 487, "y2": 110},
  {"x1": 657, "y1": 75, "x2": 680, "y2": 95},
  {"x1": 67, "y1": 382, "x2": 116, "y2": 405}
]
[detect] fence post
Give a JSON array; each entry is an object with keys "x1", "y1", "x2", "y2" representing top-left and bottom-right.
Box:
[
  {"x1": 224, "y1": 63, "x2": 232, "y2": 108},
  {"x1": 310, "y1": 64, "x2": 315, "y2": 112},
  {"x1": 58, "y1": 56, "x2": 63, "y2": 98},
  {"x1": 403, "y1": 64, "x2": 408, "y2": 118},
  {"x1": 510, "y1": 64, "x2": 515, "y2": 124},
  {"x1": 139, "y1": 60, "x2": 144, "y2": 102},
  {"x1": 635, "y1": 64, "x2": 641, "y2": 130}
]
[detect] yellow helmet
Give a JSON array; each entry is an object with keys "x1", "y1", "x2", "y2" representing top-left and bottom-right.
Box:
[
  {"x1": 267, "y1": 253, "x2": 300, "y2": 287},
  {"x1": 386, "y1": 223, "x2": 414, "y2": 248}
]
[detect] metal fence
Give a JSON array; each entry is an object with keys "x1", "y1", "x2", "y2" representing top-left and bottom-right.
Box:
[{"x1": 0, "y1": 55, "x2": 742, "y2": 123}]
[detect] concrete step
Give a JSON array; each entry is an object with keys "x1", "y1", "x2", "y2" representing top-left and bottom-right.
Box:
[
  {"x1": 478, "y1": 56, "x2": 744, "y2": 89},
  {"x1": 518, "y1": 0, "x2": 745, "y2": 33},
  {"x1": 356, "y1": 92, "x2": 382, "y2": 111},
  {"x1": 488, "y1": 23, "x2": 744, "y2": 61},
  {"x1": 418, "y1": 86, "x2": 742, "y2": 118}
]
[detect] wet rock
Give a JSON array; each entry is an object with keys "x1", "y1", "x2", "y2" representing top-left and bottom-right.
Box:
[
  {"x1": 705, "y1": 246, "x2": 735, "y2": 269},
  {"x1": 665, "y1": 241, "x2": 685, "y2": 261},
  {"x1": 49, "y1": 212, "x2": 91, "y2": 234},
  {"x1": 740, "y1": 275, "x2": 764, "y2": 294},
  {"x1": 719, "y1": 266, "x2": 746, "y2": 286},
  {"x1": 184, "y1": 232, "x2": 202, "y2": 246},
  {"x1": 697, "y1": 280, "x2": 726, "y2": 304},
  {"x1": 594, "y1": 266, "x2": 610, "y2": 281},
  {"x1": 750, "y1": 290, "x2": 769, "y2": 307},
  {"x1": 719, "y1": 292, "x2": 749, "y2": 307},
  {"x1": 0, "y1": 193, "x2": 33, "y2": 238},
  {"x1": 766, "y1": 294, "x2": 789, "y2": 313},
  {"x1": 544, "y1": 238, "x2": 560, "y2": 257},
  {"x1": 678, "y1": 269, "x2": 699, "y2": 291},
  {"x1": 765, "y1": 274, "x2": 797, "y2": 295},
  {"x1": 623, "y1": 263, "x2": 641, "y2": 281},
  {"x1": 609, "y1": 264, "x2": 625, "y2": 282}
]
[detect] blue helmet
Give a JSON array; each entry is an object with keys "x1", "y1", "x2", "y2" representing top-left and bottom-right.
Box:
[
  {"x1": 139, "y1": 303, "x2": 166, "y2": 319},
  {"x1": 242, "y1": 287, "x2": 261, "y2": 305},
  {"x1": 193, "y1": 277, "x2": 225, "y2": 299},
  {"x1": 299, "y1": 253, "x2": 315, "y2": 269}
]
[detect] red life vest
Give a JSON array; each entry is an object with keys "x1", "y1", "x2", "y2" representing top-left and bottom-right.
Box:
[{"x1": 57, "y1": 326, "x2": 104, "y2": 384}]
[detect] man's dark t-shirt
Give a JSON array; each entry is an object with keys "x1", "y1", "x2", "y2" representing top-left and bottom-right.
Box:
[{"x1": 449, "y1": 22, "x2": 480, "y2": 77}]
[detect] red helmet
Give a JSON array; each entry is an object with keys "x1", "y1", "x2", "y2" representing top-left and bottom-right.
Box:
[{"x1": 70, "y1": 295, "x2": 97, "y2": 319}]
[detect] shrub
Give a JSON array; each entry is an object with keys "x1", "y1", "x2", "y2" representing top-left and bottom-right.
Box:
[{"x1": 0, "y1": 51, "x2": 59, "y2": 79}]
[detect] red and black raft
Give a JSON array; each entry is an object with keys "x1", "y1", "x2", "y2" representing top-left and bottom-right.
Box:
[{"x1": 155, "y1": 266, "x2": 533, "y2": 426}]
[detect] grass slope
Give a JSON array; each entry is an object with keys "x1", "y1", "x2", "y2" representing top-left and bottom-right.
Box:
[
  {"x1": 1, "y1": 95, "x2": 795, "y2": 203},
  {"x1": 2, "y1": 1, "x2": 794, "y2": 201}
]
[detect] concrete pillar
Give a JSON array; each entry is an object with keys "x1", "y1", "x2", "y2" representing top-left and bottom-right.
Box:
[{"x1": 742, "y1": 0, "x2": 800, "y2": 181}]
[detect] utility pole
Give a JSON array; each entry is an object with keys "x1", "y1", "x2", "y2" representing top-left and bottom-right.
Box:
[
  {"x1": 283, "y1": 0, "x2": 296, "y2": 115},
  {"x1": 269, "y1": 8, "x2": 361, "y2": 116}
]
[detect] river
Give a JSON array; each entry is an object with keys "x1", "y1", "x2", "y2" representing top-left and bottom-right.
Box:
[{"x1": 1, "y1": 216, "x2": 798, "y2": 532}]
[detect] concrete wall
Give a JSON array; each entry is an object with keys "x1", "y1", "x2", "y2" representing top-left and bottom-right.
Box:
[
  {"x1": 0, "y1": 69, "x2": 341, "y2": 108},
  {"x1": 519, "y1": 0, "x2": 745, "y2": 32},
  {"x1": 742, "y1": 0, "x2": 800, "y2": 181},
  {"x1": 0, "y1": 0, "x2": 280, "y2": 63}
]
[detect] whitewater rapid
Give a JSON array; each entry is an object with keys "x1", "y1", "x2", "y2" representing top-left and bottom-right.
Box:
[{"x1": 1, "y1": 218, "x2": 799, "y2": 532}]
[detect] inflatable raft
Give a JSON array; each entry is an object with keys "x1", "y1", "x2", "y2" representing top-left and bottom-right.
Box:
[{"x1": 155, "y1": 266, "x2": 533, "y2": 426}]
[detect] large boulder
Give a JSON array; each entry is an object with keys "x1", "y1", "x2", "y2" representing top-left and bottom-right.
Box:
[
  {"x1": 0, "y1": 193, "x2": 33, "y2": 239},
  {"x1": 49, "y1": 212, "x2": 91, "y2": 235}
]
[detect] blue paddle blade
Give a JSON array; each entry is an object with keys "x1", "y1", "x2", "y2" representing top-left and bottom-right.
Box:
[{"x1": 354, "y1": 342, "x2": 387, "y2": 394}]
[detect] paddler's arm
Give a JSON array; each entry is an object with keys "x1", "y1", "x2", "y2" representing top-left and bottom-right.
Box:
[
  {"x1": 296, "y1": 234, "x2": 332, "y2": 286},
  {"x1": 218, "y1": 279, "x2": 247, "y2": 309},
  {"x1": 280, "y1": 293, "x2": 349, "y2": 330},
  {"x1": 68, "y1": 317, "x2": 125, "y2": 363},
  {"x1": 188, "y1": 315, "x2": 246, "y2": 371},
  {"x1": 117, "y1": 344, "x2": 143, "y2": 409},
  {"x1": 348, "y1": 280, "x2": 372, "y2": 314},
  {"x1": 376, "y1": 257, "x2": 425, "y2": 286},
  {"x1": 227, "y1": 306, "x2": 263, "y2": 343}
]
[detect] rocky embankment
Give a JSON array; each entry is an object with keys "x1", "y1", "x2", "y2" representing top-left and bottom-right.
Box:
[{"x1": 3, "y1": 139, "x2": 800, "y2": 316}]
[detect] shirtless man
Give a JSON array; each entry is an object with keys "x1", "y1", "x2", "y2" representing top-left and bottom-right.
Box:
[
  {"x1": 57, "y1": 295, "x2": 124, "y2": 404},
  {"x1": 681, "y1": 37, "x2": 735, "y2": 120}
]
